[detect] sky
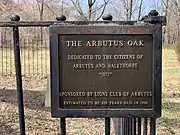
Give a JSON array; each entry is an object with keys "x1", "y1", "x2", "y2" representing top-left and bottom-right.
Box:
[
  {"x1": 93, "y1": 0, "x2": 163, "y2": 14},
  {"x1": 12, "y1": 0, "x2": 164, "y2": 20},
  {"x1": 13, "y1": 0, "x2": 162, "y2": 14},
  {"x1": 81, "y1": 0, "x2": 164, "y2": 20}
]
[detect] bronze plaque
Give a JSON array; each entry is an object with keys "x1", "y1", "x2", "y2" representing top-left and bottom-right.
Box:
[
  {"x1": 59, "y1": 34, "x2": 153, "y2": 109},
  {"x1": 50, "y1": 25, "x2": 162, "y2": 118}
]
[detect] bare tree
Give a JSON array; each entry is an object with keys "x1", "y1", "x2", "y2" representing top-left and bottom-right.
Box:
[
  {"x1": 88, "y1": 0, "x2": 96, "y2": 20},
  {"x1": 138, "y1": 0, "x2": 143, "y2": 20},
  {"x1": 95, "y1": 0, "x2": 111, "y2": 21},
  {"x1": 162, "y1": 0, "x2": 170, "y2": 44},
  {"x1": 36, "y1": 0, "x2": 45, "y2": 44},
  {"x1": 172, "y1": 0, "x2": 180, "y2": 42},
  {"x1": 121, "y1": 0, "x2": 130, "y2": 20},
  {"x1": 70, "y1": 0, "x2": 111, "y2": 21},
  {"x1": 35, "y1": 0, "x2": 61, "y2": 43},
  {"x1": 128, "y1": 0, "x2": 133, "y2": 20},
  {"x1": 110, "y1": 0, "x2": 139, "y2": 21},
  {"x1": 0, "y1": 0, "x2": 14, "y2": 44},
  {"x1": 70, "y1": 0, "x2": 88, "y2": 20}
]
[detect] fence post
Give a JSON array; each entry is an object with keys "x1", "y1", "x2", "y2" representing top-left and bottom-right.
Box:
[
  {"x1": 56, "y1": 15, "x2": 67, "y2": 135},
  {"x1": 105, "y1": 118, "x2": 111, "y2": 135},
  {"x1": 11, "y1": 15, "x2": 26, "y2": 135},
  {"x1": 112, "y1": 118, "x2": 134, "y2": 135}
]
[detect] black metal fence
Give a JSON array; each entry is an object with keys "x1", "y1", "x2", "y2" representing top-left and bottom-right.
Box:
[
  {"x1": 0, "y1": 31, "x2": 50, "y2": 76},
  {"x1": 0, "y1": 11, "x2": 165, "y2": 135}
]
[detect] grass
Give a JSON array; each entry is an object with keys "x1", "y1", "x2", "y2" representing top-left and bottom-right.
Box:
[
  {"x1": 0, "y1": 46, "x2": 180, "y2": 134},
  {"x1": 174, "y1": 43, "x2": 180, "y2": 63},
  {"x1": 157, "y1": 46, "x2": 180, "y2": 135},
  {"x1": 162, "y1": 46, "x2": 180, "y2": 92}
]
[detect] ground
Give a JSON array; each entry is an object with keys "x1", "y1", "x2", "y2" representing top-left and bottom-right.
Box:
[{"x1": 0, "y1": 47, "x2": 180, "y2": 135}]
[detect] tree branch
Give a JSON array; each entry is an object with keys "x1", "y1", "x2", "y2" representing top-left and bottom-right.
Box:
[
  {"x1": 96, "y1": 0, "x2": 111, "y2": 21},
  {"x1": 70, "y1": 0, "x2": 88, "y2": 21},
  {"x1": 138, "y1": 0, "x2": 143, "y2": 20}
]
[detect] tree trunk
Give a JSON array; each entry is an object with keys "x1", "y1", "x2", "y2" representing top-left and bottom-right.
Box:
[
  {"x1": 38, "y1": 0, "x2": 44, "y2": 45},
  {"x1": 128, "y1": 0, "x2": 133, "y2": 21},
  {"x1": 138, "y1": 0, "x2": 143, "y2": 20}
]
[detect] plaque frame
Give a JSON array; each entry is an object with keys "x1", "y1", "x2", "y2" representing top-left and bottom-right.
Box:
[{"x1": 50, "y1": 25, "x2": 162, "y2": 118}]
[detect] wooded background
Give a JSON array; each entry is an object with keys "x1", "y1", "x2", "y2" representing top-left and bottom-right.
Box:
[{"x1": 0, "y1": 0, "x2": 179, "y2": 45}]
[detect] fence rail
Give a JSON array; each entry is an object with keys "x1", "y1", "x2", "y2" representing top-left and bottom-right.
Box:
[{"x1": 0, "y1": 20, "x2": 138, "y2": 27}]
